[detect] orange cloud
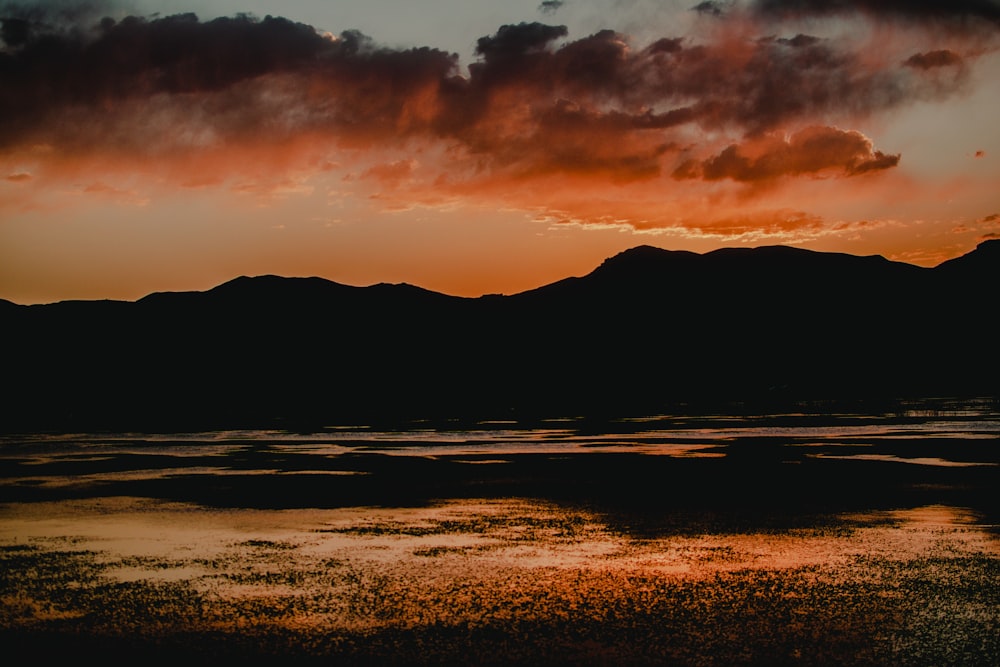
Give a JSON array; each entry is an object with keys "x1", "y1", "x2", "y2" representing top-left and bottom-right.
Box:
[
  {"x1": 0, "y1": 6, "x2": 994, "y2": 237},
  {"x1": 361, "y1": 160, "x2": 419, "y2": 184},
  {"x1": 0, "y1": 14, "x2": 929, "y2": 168},
  {"x1": 674, "y1": 126, "x2": 899, "y2": 183},
  {"x1": 904, "y1": 49, "x2": 964, "y2": 69},
  {"x1": 667, "y1": 209, "x2": 827, "y2": 239}
]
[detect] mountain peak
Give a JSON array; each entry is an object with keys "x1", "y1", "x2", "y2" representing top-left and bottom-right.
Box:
[
  {"x1": 589, "y1": 245, "x2": 699, "y2": 280},
  {"x1": 972, "y1": 238, "x2": 1000, "y2": 256},
  {"x1": 934, "y1": 238, "x2": 1000, "y2": 275},
  {"x1": 602, "y1": 245, "x2": 693, "y2": 264}
]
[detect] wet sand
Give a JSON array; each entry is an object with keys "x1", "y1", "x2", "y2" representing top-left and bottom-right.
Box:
[{"x1": 2, "y1": 405, "x2": 998, "y2": 665}]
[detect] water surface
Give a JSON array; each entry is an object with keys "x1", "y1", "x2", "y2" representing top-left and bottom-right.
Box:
[{"x1": 2, "y1": 399, "x2": 998, "y2": 665}]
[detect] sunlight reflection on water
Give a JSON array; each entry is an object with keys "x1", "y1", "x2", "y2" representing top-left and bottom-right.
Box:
[
  {"x1": 811, "y1": 453, "x2": 997, "y2": 466},
  {"x1": 1, "y1": 402, "x2": 997, "y2": 663},
  {"x1": 2, "y1": 496, "x2": 997, "y2": 624},
  {"x1": 4, "y1": 416, "x2": 997, "y2": 463}
]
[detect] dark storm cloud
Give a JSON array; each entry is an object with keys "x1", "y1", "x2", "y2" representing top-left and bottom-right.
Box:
[
  {"x1": 632, "y1": 32, "x2": 900, "y2": 136},
  {"x1": 0, "y1": 0, "x2": 124, "y2": 53},
  {"x1": 474, "y1": 22, "x2": 568, "y2": 61},
  {"x1": 0, "y1": 16, "x2": 29, "y2": 45},
  {"x1": 0, "y1": 1, "x2": 117, "y2": 33},
  {"x1": 751, "y1": 0, "x2": 1000, "y2": 25},
  {"x1": 1, "y1": 11, "x2": 341, "y2": 95},
  {"x1": 0, "y1": 10, "x2": 461, "y2": 150}
]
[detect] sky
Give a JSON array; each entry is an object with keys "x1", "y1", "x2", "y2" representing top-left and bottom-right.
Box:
[{"x1": 1, "y1": 0, "x2": 999, "y2": 304}]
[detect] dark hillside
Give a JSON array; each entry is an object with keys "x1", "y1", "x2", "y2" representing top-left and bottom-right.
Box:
[{"x1": 3, "y1": 243, "x2": 996, "y2": 431}]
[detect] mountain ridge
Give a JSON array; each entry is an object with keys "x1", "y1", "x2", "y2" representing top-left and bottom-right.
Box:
[
  {"x1": 4, "y1": 240, "x2": 996, "y2": 308},
  {"x1": 3, "y1": 241, "x2": 996, "y2": 431}
]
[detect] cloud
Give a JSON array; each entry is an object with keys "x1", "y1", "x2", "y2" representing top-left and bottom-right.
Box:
[
  {"x1": 674, "y1": 126, "x2": 899, "y2": 182},
  {"x1": 75, "y1": 179, "x2": 149, "y2": 205},
  {"x1": 538, "y1": 1, "x2": 564, "y2": 16},
  {"x1": 672, "y1": 209, "x2": 827, "y2": 239},
  {"x1": 0, "y1": 9, "x2": 916, "y2": 147},
  {"x1": 904, "y1": 49, "x2": 964, "y2": 69},
  {"x1": 0, "y1": 10, "x2": 942, "y2": 172},
  {"x1": 474, "y1": 22, "x2": 568, "y2": 62},
  {"x1": 0, "y1": 15, "x2": 29, "y2": 46},
  {"x1": 5, "y1": 171, "x2": 31, "y2": 181},
  {"x1": 0, "y1": 3, "x2": 992, "y2": 235},
  {"x1": 0, "y1": 0, "x2": 121, "y2": 46},
  {"x1": 361, "y1": 159, "x2": 418, "y2": 184},
  {"x1": 0, "y1": 10, "x2": 464, "y2": 153},
  {"x1": 692, "y1": 2, "x2": 725, "y2": 16},
  {"x1": 750, "y1": 0, "x2": 1000, "y2": 26}
]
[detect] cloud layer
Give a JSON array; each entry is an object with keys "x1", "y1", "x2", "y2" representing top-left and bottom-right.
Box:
[
  {"x1": 750, "y1": 0, "x2": 1000, "y2": 24},
  {"x1": 1, "y1": 0, "x2": 996, "y2": 233}
]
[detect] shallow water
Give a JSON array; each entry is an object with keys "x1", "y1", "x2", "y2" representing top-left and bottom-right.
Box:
[{"x1": 2, "y1": 399, "x2": 998, "y2": 665}]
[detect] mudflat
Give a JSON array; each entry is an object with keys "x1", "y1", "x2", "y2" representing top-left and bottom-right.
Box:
[{"x1": 2, "y1": 402, "x2": 998, "y2": 665}]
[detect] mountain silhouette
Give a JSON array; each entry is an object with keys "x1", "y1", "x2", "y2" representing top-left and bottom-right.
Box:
[
  {"x1": 3, "y1": 241, "x2": 997, "y2": 431},
  {"x1": 934, "y1": 237, "x2": 1000, "y2": 278}
]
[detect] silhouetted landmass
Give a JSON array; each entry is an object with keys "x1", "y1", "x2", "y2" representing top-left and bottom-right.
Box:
[{"x1": 3, "y1": 241, "x2": 997, "y2": 431}]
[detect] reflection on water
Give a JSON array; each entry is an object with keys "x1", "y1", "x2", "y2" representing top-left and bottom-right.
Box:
[
  {"x1": 1, "y1": 399, "x2": 998, "y2": 664},
  {"x1": 2, "y1": 494, "x2": 998, "y2": 664},
  {"x1": 2, "y1": 495, "x2": 997, "y2": 579},
  {"x1": 810, "y1": 453, "x2": 996, "y2": 467}
]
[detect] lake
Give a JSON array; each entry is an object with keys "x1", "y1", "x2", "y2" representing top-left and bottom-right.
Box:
[{"x1": 2, "y1": 398, "x2": 998, "y2": 665}]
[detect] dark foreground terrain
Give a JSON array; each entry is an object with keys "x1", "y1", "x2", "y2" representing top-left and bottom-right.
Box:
[
  {"x1": 3, "y1": 541, "x2": 996, "y2": 667},
  {"x1": 2, "y1": 402, "x2": 998, "y2": 665}
]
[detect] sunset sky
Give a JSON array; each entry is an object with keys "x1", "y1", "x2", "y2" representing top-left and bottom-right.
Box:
[{"x1": 2, "y1": 0, "x2": 998, "y2": 304}]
